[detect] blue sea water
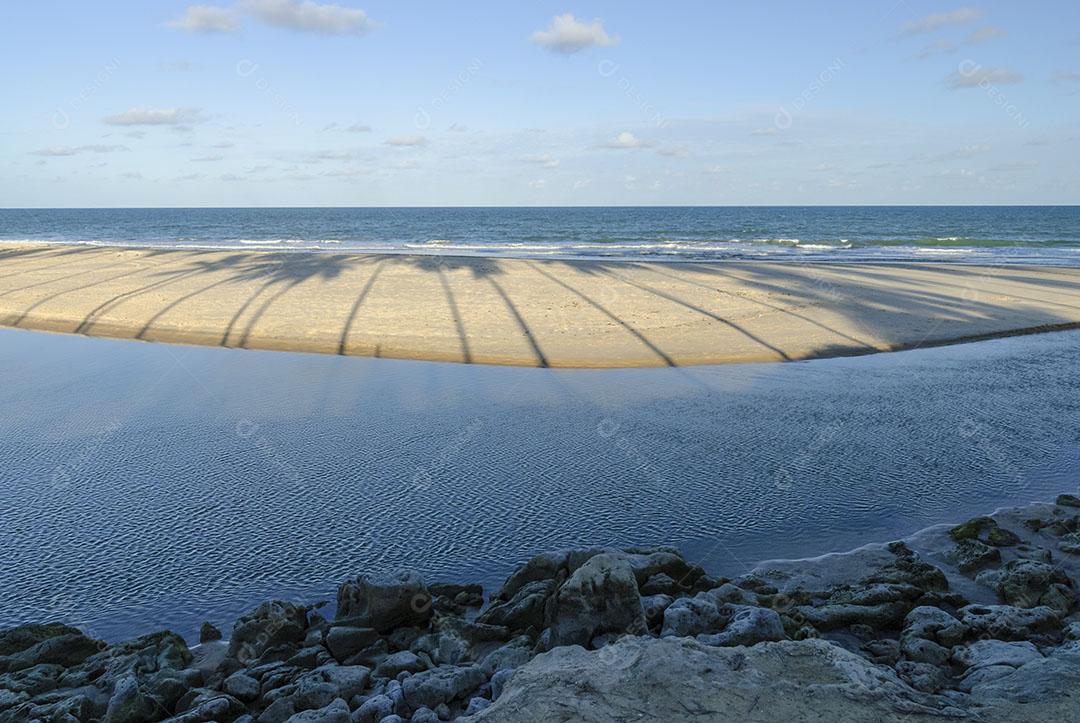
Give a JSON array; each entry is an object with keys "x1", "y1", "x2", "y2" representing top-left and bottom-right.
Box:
[
  {"x1": 2, "y1": 206, "x2": 1080, "y2": 265},
  {"x1": 1, "y1": 327, "x2": 1078, "y2": 642}
]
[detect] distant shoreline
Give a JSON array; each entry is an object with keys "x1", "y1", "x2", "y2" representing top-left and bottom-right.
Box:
[{"x1": 3, "y1": 240, "x2": 1080, "y2": 368}]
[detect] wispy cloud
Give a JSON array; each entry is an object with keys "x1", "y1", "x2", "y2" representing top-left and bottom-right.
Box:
[
  {"x1": 167, "y1": 5, "x2": 241, "y2": 33},
  {"x1": 657, "y1": 146, "x2": 690, "y2": 157},
  {"x1": 523, "y1": 153, "x2": 560, "y2": 168},
  {"x1": 103, "y1": 107, "x2": 208, "y2": 126},
  {"x1": 966, "y1": 26, "x2": 1004, "y2": 44},
  {"x1": 30, "y1": 145, "x2": 129, "y2": 156},
  {"x1": 531, "y1": 13, "x2": 618, "y2": 54},
  {"x1": 916, "y1": 39, "x2": 957, "y2": 59},
  {"x1": 986, "y1": 161, "x2": 1038, "y2": 172},
  {"x1": 242, "y1": 0, "x2": 375, "y2": 35},
  {"x1": 928, "y1": 144, "x2": 991, "y2": 161},
  {"x1": 902, "y1": 7, "x2": 981, "y2": 35},
  {"x1": 190, "y1": 155, "x2": 224, "y2": 162},
  {"x1": 1053, "y1": 71, "x2": 1080, "y2": 84},
  {"x1": 598, "y1": 131, "x2": 652, "y2": 149},
  {"x1": 385, "y1": 135, "x2": 428, "y2": 147},
  {"x1": 945, "y1": 66, "x2": 1022, "y2": 89},
  {"x1": 324, "y1": 121, "x2": 372, "y2": 132}
]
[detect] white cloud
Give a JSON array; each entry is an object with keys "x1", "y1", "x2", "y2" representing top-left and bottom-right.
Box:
[
  {"x1": 966, "y1": 26, "x2": 1004, "y2": 44},
  {"x1": 749, "y1": 127, "x2": 778, "y2": 136},
  {"x1": 30, "y1": 145, "x2": 129, "y2": 156},
  {"x1": 385, "y1": 135, "x2": 428, "y2": 147},
  {"x1": 1053, "y1": 71, "x2": 1080, "y2": 84},
  {"x1": 346, "y1": 122, "x2": 372, "y2": 132},
  {"x1": 191, "y1": 155, "x2": 224, "y2": 162},
  {"x1": 523, "y1": 153, "x2": 560, "y2": 168},
  {"x1": 929, "y1": 144, "x2": 991, "y2": 161},
  {"x1": 946, "y1": 66, "x2": 1022, "y2": 89},
  {"x1": 599, "y1": 131, "x2": 652, "y2": 149},
  {"x1": 531, "y1": 13, "x2": 618, "y2": 54},
  {"x1": 903, "y1": 7, "x2": 981, "y2": 35},
  {"x1": 528, "y1": 179, "x2": 546, "y2": 189},
  {"x1": 104, "y1": 108, "x2": 208, "y2": 126},
  {"x1": 167, "y1": 5, "x2": 241, "y2": 33},
  {"x1": 448, "y1": 123, "x2": 469, "y2": 132},
  {"x1": 916, "y1": 39, "x2": 957, "y2": 59},
  {"x1": 243, "y1": 0, "x2": 375, "y2": 35}
]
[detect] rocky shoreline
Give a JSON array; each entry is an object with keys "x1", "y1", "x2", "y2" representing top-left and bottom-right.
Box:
[{"x1": 3, "y1": 495, "x2": 1080, "y2": 722}]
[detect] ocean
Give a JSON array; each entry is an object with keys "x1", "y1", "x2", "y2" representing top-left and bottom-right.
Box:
[{"x1": 2, "y1": 206, "x2": 1080, "y2": 265}]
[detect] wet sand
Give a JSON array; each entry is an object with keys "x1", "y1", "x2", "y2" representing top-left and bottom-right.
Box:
[{"x1": 2, "y1": 241, "x2": 1079, "y2": 367}]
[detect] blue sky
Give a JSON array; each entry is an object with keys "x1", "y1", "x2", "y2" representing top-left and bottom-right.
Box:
[{"x1": 2, "y1": 1, "x2": 1078, "y2": 206}]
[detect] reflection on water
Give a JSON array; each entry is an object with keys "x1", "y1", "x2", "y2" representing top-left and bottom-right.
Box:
[{"x1": 0, "y1": 328, "x2": 1078, "y2": 642}]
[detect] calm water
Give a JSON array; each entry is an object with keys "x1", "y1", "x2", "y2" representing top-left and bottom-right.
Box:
[
  {"x1": 1, "y1": 327, "x2": 1078, "y2": 642},
  {"x1": 2, "y1": 206, "x2": 1080, "y2": 265}
]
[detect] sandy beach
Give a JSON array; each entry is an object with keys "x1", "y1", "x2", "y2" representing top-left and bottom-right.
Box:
[{"x1": 2, "y1": 241, "x2": 1079, "y2": 367}]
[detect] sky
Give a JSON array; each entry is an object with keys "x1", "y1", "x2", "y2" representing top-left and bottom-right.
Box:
[{"x1": 2, "y1": 0, "x2": 1079, "y2": 207}]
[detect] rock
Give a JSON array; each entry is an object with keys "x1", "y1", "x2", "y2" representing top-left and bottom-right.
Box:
[
  {"x1": 224, "y1": 671, "x2": 261, "y2": 702},
  {"x1": 899, "y1": 638, "x2": 950, "y2": 666},
  {"x1": 258, "y1": 696, "x2": 297, "y2": 723},
  {"x1": 986, "y1": 527, "x2": 1022, "y2": 547},
  {"x1": 337, "y1": 571, "x2": 432, "y2": 633},
  {"x1": 0, "y1": 623, "x2": 85, "y2": 656},
  {"x1": 996, "y1": 559, "x2": 1076, "y2": 613},
  {"x1": 353, "y1": 694, "x2": 394, "y2": 722},
  {"x1": 639, "y1": 573, "x2": 678, "y2": 596},
  {"x1": 400, "y1": 664, "x2": 486, "y2": 711},
  {"x1": 901, "y1": 607, "x2": 968, "y2": 648},
  {"x1": 228, "y1": 601, "x2": 309, "y2": 664},
  {"x1": 965, "y1": 641, "x2": 1080, "y2": 717},
  {"x1": 408, "y1": 708, "x2": 438, "y2": 723},
  {"x1": 893, "y1": 660, "x2": 946, "y2": 693},
  {"x1": 958, "y1": 604, "x2": 1062, "y2": 642},
  {"x1": 660, "y1": 589, "x2": 733, "y2": 638},
  {"x1": 284, "y1": 697, "x2": 350, "y2": 723},
  {"x1": 1014, "y1": 544, "x2": 1053, "y2": 563},
  {"x1": 373, "y1": 651, "x2": 426, "y2": 679},
  {"x1": 0, "y1": 631, "x2": 102, "y2": 673},
  {"x1": 489, "y1": 668, "x2": 514, "y2": 700},
  {"x1": 377, "y1": 716, "x2": 405, "y2": 723},
  {"x1": 949, "y1": 516, "x2": 996, "y2": 541},
  {"x1": 951, "y1": 539, "x2": 1001, "y2": 573},
  {"x1": 544, "y1": 553, "x2": 646, "y2": 647},
  {"x1": 325, "y1": 627, "x2": 379, "y2": 662},
  {"x1": 465, "y1": 696, "x2": 491, "y2": 715},
  {"x1": 470, "y1": 636, "x2": 962, "y2": 722},
  {"x1": 862, "y1": 638, "x2": 900, "y2": 666},
  {"x1": 200, "y1": 622, "x2": 223, "y2": 643},
  {"x1": 478, "y1": 637, "x2": 532, "y2": 676},
  {"x1": 492, "y1": 552, "x2": 567, "y2": 602},
  {"x1": 1055, "y1": 494, "x2": 1080, "y2": 508},
  {"x1": 475, "y1": 580, "x2": 554, "y2": 633},
  {"x1": 173, "y1": 689, "x2": 247, "y2": 722},
  {"x1": 695, "y1": 605, "x2": 784, "y2": 647},
  {"x1": 952, "y1": 639, "x2": 1042, "y2": 671},
  {"x1": 294, "y1": 665, "x2": 371, "y2": 703},
  {"x1": 102, "y1": 674, "x2": 160, "y2": 723},
  {"x1": 794, "y1": 601, "x2": 910, "y2": 632}
]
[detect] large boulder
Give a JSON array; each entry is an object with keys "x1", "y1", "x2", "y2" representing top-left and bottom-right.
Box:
[
  {"x1": 544, "y1": 553, "x2": 646, "y2": 647},
  {"x1": 228, "y1": 601, "x2": 309, "y2": 664},
  {"x1": 336, "y1": 571, "x2": 432, "y2": 633},
  {"x1": 400, "y1": 664, "x2": 486, "y2": 712},
  {"x1": 995, "y1": 560, "x2": 1076, "y2": 614},
  {"x1": 470, "y1": 637, "x2": 963, "y2": 722}
]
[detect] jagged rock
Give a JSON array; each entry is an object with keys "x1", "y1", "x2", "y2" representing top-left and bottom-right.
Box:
[
  {"x1": 475, "y1": 579, "x2": 553, "y2": 634},
  {"x1": 952, "y1": 539, "x2": 1002, "y2": 573},
  {"x1": 965, "y1": 641, "x2": 1080, "y2": 717},
  {"x1": 949, "y1": 516, "x2": 997, "y2": 541},
  {"x1": 228, "y1": 602, "x2": 309, "y2": 664},
  {"x1": 200, "y1": 622, "x2": 223, "y2": 644},
  {"x1": 292, "y1": 665, "x2": 370, "y2": 704},
  {"x1": 336, "y1": 572, "x2": 431, "y2": 633},
  {"x1": 478, "y1": 637, "x2": 532, "y2": 676},
  {"x1": 958, "y1": 604, "x2": 1062, "y2": 642},
  {"x1": 544, "y1": 554, "x2": 646, "y2": 647},
  {"x1": 0, "y1": 624, "x2": 86, "y2": 657},
  {"x1": 409, "y1": 708, "x2": 438, "y2": 723},
  {"x1": 639, "y1": 573, "x2": 677, "y2": 596},
  {"x1": 488, "y1": 668, "x2": 514, "y2": 700},
  {"x1": 282, "y1": 697, "x2": 350, "y2": 723},
  {"x1": 491, "y1": 552, "x2": 567, "y2": 603},
  {"x1": 0, "y1": 631, "x2": 102, "y2": 673},
  {"x1": 324, "y1": 627, "x2": 378, "y2": 662},
  {"x1": 353, "y1": 693, "x2": 394, "y2": 722},
  {"x1": 224, "y1": 671, "x2": 261, "y2": 702},
  {"x1": 400, "y1": 664, "x2": 486, "y2": 711},
  {"x1": 465, "y1": 696, "x2": 491, "y2": 715},
  {"x1": 986, "y1": 527, "x2": 1022, "y2": 547},
  {"x1": 899, "y1": 638, "x2": 950, "y2": 666},
  {"x1": 102, "y1": 674, "x2": 161, "y2": 723},
  {"x1": 172, "y1": 689, "x2": 247, "y2": 722},
  {"x1": 953, "y1": 639, "x2": 1042, "y2": 671},
  {"x1": 794, "y1": 601, "x2": 911, "y2": 632},
  {"x1": 1055, "y1": 494, "x2": 1080, "y2": 508},
  {"x1": 996, "y1": 560, "x2": 1076, "y2": 613},
  {"x1": 695, "y1": 605, "x2": 784, "y2": 647},
  {"x1": 901, "y1": 607, "x2": 969, "y2": 648},
  {"x1": 471, "y1": 637, "x2": 963, "y2": 722},
  {"x1": 373, "y1": 650, "x2": 426, "y2": 679},
  {"x1": 893, "y1": 660, "x2": 947, "y2": 693}
]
